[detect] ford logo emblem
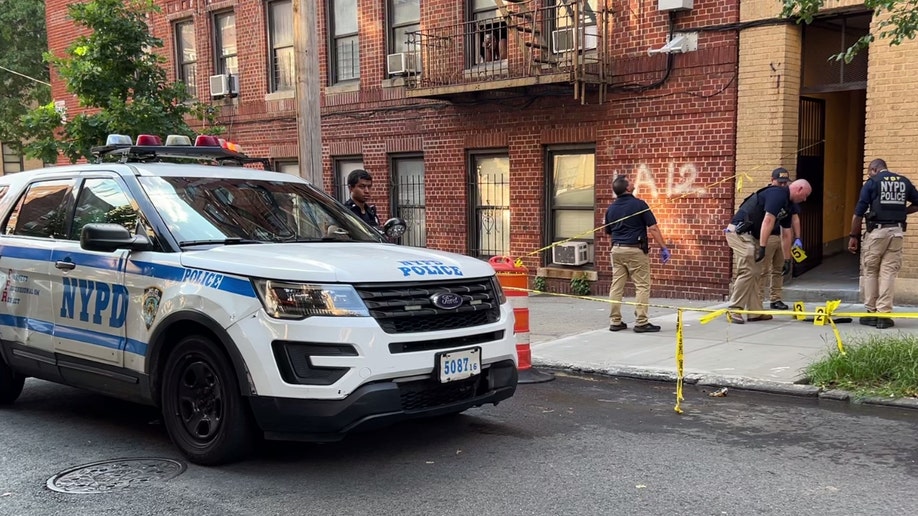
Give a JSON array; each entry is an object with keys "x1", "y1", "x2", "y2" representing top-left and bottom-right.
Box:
[{"x1": 431, "y1": 292, "x2": 463, "y2": 310}]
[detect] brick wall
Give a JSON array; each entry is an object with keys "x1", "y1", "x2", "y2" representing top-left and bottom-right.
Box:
[{"x1": 45, "y1": 0, "x2": 741, "y2": 300}]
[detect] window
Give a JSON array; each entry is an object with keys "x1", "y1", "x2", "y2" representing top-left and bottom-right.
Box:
[
  {"x1": 275, "y1": 161, "x2": 299, "y2": 175},
  {"x1": 469, "y1": 0, "x2": 507, "y2": 66},
  {"x1": 214, "y1": 12, "x2": 238, "y2": 76},
  {"x1": 469, "y1": 153, "x2": 510, "y2": 258},
  {"x1": 4, "y1": 179, "x2": 75, "y2": 238},
  {"x1": 267, "y1": 0, "x2": 294, "y2": 92},
  {"x1": 389, "y1": 0, "x2": 420, "y2": 55},
  {"x1": 70, "y1": 178, "x2": 138, "y2": 240},
  {"x1": 2, "y1": 144, "x2": 23, "y2": 174},
  {"x1": 330, "y1": 0, "x2": 359, "y2": 83},
  {"x1": 391, "y1": 156, "x2": 426, "y2": 247},
  {"x1": 547, "y1": 149, "x2": 595, "y2": 247},
  {"x1": 334, "y1": 158, "x2": 364, "y2": 203},
  {"x1": 550, "y1": 0, "x2": 599, "y2": 53},
  {"x1": 174, "y1": 20, "x2": 197, "y2": 97}
]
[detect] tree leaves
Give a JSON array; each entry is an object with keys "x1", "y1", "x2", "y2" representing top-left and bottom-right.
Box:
[{"x1": 15, "y1": 0, "x2": 220, "y2": 163}]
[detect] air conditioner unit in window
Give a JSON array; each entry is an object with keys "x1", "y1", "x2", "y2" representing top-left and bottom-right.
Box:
[
  {"x1": 552, "y1": 242, "x2": 592, "y2": 266},
  {"x1": 386, "y1": 52, "x2": 420, "y2": 75},
  {"x1": 209, "y1": 73, "x2": 238, "y2": 98},
  {"x1": 551, "y1": 25, "x2": 599, "y2": 53}
]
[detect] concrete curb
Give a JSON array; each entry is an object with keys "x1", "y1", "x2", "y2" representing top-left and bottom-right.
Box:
[{"x1": 532, "y1": 359, "x2": 918, "y2": 410}]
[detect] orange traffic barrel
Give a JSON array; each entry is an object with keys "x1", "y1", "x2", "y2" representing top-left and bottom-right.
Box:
[{"x1": 489, "y1": 256, "x2": 554, "y2": 384}]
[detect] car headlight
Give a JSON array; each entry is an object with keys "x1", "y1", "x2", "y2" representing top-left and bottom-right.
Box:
[{"x1": 253, "y1": 280, "x2": 370, "y2": 319}]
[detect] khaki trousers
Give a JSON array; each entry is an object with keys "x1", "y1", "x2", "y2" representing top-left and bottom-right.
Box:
[
  {"x1": 762, "y1": 234, "x2": 784, "y2": 302},
  {"x1": 608, "y1": 246, "x2": 651, "y2": 325},
  {"x1": 726, "y1": 231, "x2": 764, "y2": 311},
  {"x1": 862, "y1": 225, "x2": 904, "y2": 313}
]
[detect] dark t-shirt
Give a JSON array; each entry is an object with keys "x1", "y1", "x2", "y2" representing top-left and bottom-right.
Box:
[
  {"x1": 344, "y1": 199, "x2": 380, "y2": 227},
  {"x1": 604, "y1": 193, "x2": 657, "y2": 244},
  {"x1": 731, "y1": 185, "x2": 793, "y2": 238},
  {"x1": 770, "y1": 202, "x2": 799, "y2": 235}
]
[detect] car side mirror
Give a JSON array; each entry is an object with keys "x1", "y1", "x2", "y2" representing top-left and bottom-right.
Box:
[
  {"x1": 81, "y1": 223, "x2": 153, "y2": 253},
  {"x1": 383, "y1": 217, "x2": 408, "y2": 240}
]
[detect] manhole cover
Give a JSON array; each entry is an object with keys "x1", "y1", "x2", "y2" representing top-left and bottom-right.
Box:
[{"x1": 46, "y1": 458, "x2": 186, "y2": 494}]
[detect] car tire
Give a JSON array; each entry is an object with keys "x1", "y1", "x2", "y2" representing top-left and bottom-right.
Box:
[
  {"x1": 0, "y1": 358, "x2": 25, "y2": 405},
  {"x1": 161, "y1": 335, "x2": 255, "y2": 466}
]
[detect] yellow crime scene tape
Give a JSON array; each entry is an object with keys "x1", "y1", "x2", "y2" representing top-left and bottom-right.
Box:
[{"x1": 499, "y1": 142, "x2": 918, "y2": 414}]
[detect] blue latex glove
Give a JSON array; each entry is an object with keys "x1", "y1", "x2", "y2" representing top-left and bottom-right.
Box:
[
  {"x1": 660, "y1": 247, "x2": 671, "y2": 264},
  {"x1": 793, "y1": 238, "x2": 803, "y2": 249}
]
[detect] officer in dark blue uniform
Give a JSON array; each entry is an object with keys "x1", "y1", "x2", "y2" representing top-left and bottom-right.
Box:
[
  {"x1": 343, "y1": 169, "x2": 380, "y2": 228},
  {"x1": 604, "y1": 175, "x2": 670, "y2": 333},
  {"x1": 725, "y1": 178, "x2": 811, "y2": 323},
  {"x1": 848, "y1": 158, "x2": 918, "y2": 328}
]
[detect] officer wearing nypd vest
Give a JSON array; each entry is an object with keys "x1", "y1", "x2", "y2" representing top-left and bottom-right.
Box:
[{"x1": 848, "y1": 159, "x2": 918, "y2": 329}]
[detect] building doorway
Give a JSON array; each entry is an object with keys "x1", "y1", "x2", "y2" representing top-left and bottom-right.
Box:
[{"x1": 793, "y1": 11, "x2": 869, "y2": 284}]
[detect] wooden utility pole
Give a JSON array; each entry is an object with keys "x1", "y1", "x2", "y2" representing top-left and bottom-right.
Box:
[{"x1": 293, "y1": 0, "x2": 324, "y2": 190}]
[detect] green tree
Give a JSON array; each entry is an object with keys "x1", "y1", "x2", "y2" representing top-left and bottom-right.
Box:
[
  {"x1": 0, "y1": 0, "x2": 50, "y2": 148},
  {"x1": 18, "y1": 0, "x2": 219, "y2": 164},
  {"x1": 782, "y1": 0, "x2": 918, "y2": 63}
]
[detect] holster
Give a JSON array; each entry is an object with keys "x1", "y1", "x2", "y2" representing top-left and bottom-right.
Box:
[{"x1": 638, "y1": 236, "x2": 649, "y2": 254}]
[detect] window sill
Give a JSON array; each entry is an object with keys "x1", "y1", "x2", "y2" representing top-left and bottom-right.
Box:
[
  {"x1": 326, "y1": 81, "x2": 360, "y2": 94},
  {"x1": 536, "y1": 266, "x2": 597, "y2": 281},
  {"x1": 382, "y1": 77, "x2": 407, "y2": 88},
  {"x1": 264, "y1": 90, "x2": 295, "y2": 101}
]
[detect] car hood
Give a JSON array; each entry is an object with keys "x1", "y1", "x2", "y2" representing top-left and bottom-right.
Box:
[{"x1": 179, "y1": 243, "x2": 497, "y2": 283}]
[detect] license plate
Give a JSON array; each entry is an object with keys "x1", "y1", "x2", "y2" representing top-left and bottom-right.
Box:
[{"x1": 438, "y1": 347, "x2": 481, "y2": 383}]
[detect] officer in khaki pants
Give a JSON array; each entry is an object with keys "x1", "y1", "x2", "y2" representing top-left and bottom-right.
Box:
[
  {"x1": 848, "y1": 159, "x2": 918, "y2": 329},
  {"x1": 761, "y1": 168, "x2": 802, "y2": 310},
  {"x1": 725, "y1": 179, "x2": 812, "y2": 323},
  {"x1": 604, "y1": 175, "x2": 670, "y2": 333}
]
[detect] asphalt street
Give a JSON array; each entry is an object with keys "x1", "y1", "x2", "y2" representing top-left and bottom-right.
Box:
[{"x1": 2, "y1": 374, "x2": 917, "y2": 515}]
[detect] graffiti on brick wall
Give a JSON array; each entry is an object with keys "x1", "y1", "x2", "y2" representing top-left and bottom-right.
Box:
[{"x1": 630, "y1": 162, "x2": 707, "y2": 198}]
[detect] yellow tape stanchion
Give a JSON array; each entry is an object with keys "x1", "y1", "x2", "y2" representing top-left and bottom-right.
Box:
[{"x1": 674, "y1": 309, "x2": 685, "y2": 414}]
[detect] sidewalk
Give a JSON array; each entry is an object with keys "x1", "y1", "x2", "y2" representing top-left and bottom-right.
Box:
[{"x1": 527, "y1": 294, "x2": 918, "y2": 408}]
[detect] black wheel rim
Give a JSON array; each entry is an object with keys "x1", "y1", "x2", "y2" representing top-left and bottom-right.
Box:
[{"x1": 175, "y1": 356, "x2": 225, "y2": 443}]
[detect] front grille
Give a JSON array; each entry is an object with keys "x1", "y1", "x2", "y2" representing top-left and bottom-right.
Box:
[
  {"x1": 354, "y1": 278, "x2": 501, "y2": 334},
  {"x1": 398, "y1": 375, "x2": 484, "y2": 412},
  {"x1": 389, "y1": 330, "x2": 505, "y2": 354}
]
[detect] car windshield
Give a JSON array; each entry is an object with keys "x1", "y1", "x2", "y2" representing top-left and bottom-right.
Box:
[{"x1": 137, "y1": 176, "x2": 384, "y2": 244}]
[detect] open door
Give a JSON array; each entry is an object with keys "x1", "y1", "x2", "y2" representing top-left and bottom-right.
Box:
[{"x1": 794, "y1": 97, "x2": 825, "y2": 276}]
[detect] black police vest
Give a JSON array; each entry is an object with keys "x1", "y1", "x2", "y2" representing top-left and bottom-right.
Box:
[
  {"x1": 867, "y1": 172, "x2": 909, "y2": 223},
  {"x1": 737, "y1": 186, "x2": 791, "y2": 238}
]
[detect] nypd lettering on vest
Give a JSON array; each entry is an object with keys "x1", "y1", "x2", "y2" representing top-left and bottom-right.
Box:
[
  {"x1": 59, "y1": 278, "x2": 129, "y2": 328},
  {"x1": 879, "y1": 177, "x2": 907, "y2": 205},
  {"x1": 397, "y1": 260, "x2": 463, "y2": 278}
]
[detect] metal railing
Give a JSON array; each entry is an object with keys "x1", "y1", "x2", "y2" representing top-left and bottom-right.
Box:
[{"x1": 404, "y1": 1, "x2": 608, "y2": 92}]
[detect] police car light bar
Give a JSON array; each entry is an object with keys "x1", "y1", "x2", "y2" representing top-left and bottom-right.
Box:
[{"x1": 90, "y1": 134, "x2": 268, "y2": 169}]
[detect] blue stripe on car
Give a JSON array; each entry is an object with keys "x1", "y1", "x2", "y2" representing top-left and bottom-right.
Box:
[
  {"x1": 0, "y1": 244, "x2": 255, "y2": 298},
  {"x1": 0, "y1": 315, "x2": 148, "y2": 356}
]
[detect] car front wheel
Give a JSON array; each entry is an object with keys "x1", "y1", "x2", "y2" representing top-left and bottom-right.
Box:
[{"x1": 161, "y1": 335, "x2": 255, "y2": 465}]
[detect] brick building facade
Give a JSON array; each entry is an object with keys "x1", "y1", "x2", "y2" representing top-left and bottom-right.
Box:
[{"x1": 43, "y1": 0, "x2": 918, "y2": 303}]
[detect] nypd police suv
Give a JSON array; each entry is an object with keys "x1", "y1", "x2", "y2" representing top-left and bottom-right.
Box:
[{"x1": 0, "y1": 136, "x2": 518, "y2": 465}]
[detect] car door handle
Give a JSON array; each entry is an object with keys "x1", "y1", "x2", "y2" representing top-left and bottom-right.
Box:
[{"x1": 55, "y1": 261, "x2": 76, "y2": 271}]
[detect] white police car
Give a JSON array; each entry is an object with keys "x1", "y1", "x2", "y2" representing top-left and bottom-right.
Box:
[{"x1": 0, "y1": 136, "x2": 518, "y2": 465}]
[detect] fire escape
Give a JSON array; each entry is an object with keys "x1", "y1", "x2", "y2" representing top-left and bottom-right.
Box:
[{"x1": 403, "y1": 0, "x2": 611, "y2": 103}]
